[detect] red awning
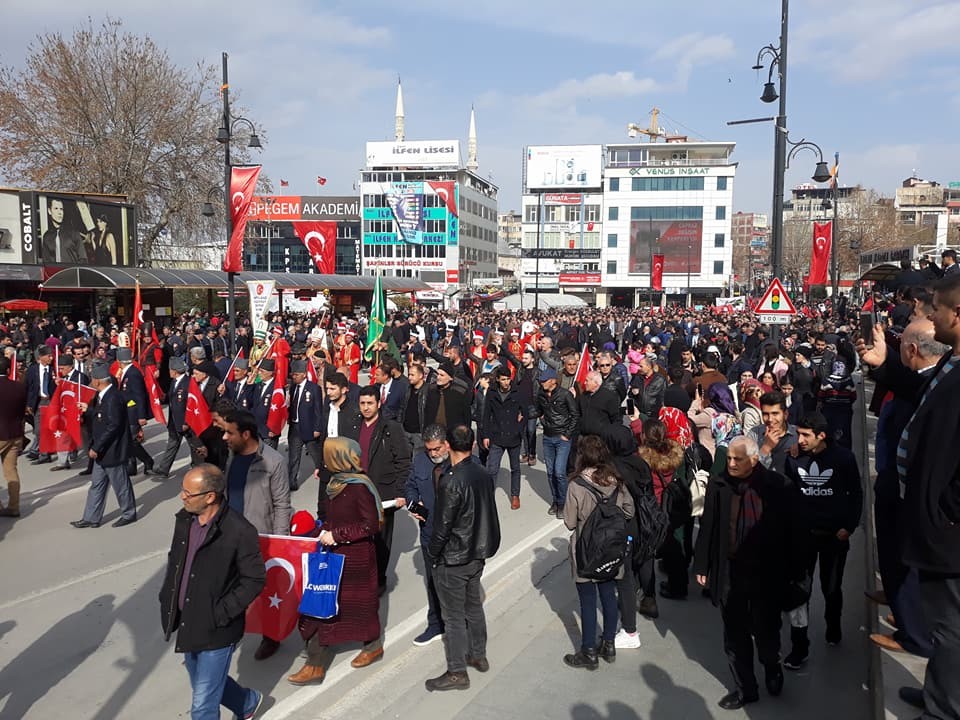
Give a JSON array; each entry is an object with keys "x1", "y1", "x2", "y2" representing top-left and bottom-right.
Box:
[{"x1": 0, "y1": 299, "x2": 48, "y2": 312}]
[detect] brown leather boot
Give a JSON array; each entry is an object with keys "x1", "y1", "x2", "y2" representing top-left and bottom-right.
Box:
[
  {"x1": 350, "y1": 647, "x2": 384, "y2": 668},
  {"x1": 287, "y1": 663, "x2": 325, "y2": 685}
]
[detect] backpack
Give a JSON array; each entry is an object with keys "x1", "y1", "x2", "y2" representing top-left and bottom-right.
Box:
[
  {"x1": 657, "y1": 466, "x2": 693, "y2": 530},
  {"x1": 685, "y1": 443, "x2": 711, "y2": 518},
  {"x1": 573, "y1": 477, "x2": 629, "y2": 581},
  {"x1": 633, "y1": 491, "x2": 669, "y2": 566}
]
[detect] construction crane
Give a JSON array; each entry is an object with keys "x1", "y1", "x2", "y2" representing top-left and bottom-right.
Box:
[{"x1": 627, "y1": 108, "x2": 665, "y2": 142}]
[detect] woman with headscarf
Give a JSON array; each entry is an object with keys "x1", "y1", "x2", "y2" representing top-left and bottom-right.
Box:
[
  {"x1": 288, "y1": 437, "x2": 384, "y2": 685},
  {"x1": 688, "y1": 383, "x2": 739, "y2": 459},
  {"x1": 738, "y1": 379, "x2": 764, "y2": 434}
]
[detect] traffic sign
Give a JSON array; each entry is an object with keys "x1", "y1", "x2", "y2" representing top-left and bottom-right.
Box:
[{"x1": 754, "y1": 278, "x2": 797, "y2": 318}]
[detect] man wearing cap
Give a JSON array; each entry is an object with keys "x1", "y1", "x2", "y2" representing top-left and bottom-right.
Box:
[
  {"x1": 253, "y1": 358, "x2": 280, "y2": 450},
  {"x1": 341, "y1": 330, "x2": 361, "y2": 385},
  {"x1": 532, "y1": 367, "x2": 579, "y2": 517},
  {"x1": 49, "y1": 352, "x2": 91, "y2": 471},
  {"x1": 287, "y1": 359, "x2": 323, "y2": 491},
  {"x1": 941, "y1": 248, "x2": 958, "y2": 277},
  {"x1": 70, "y1": 363, "x2": 137, "y2": 528},
  {"x1": 115, "y1": 347, "x2": 154, "y2": 477},
  {"x1": 188, "y1": 327, "x2": 207, "y2": 361},
  {"x1": 192, "y1": 362, "x2": 226, "y2": 469},
  {"x1": 426, "y1": 362, "x2": 472, "y2": 430},
  {"x1": 249, "y1": 327, "x2": 269, "y2": 368},
  {"x1": 222, "y1": 358, "x2": 256, "y2": 411},
  {"x1": 150, "y1": 357, "x2": 190, "y2": 480}
]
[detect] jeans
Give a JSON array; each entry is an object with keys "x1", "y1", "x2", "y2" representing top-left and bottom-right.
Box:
[
  {"x1": 421, "y1": 546, "x2": 445, "y2": 632},
  {"x1": 576, "y1": 580, "x2": 618, "y2": 650},
  {"x1": 183, "y1": 644, "x2": 258, "y2": 720},
  {"x1": 434, "y1": 559, "x2": 487, "y2": 672},
  {"x1": 522, "y1": 418, "x2": 537, "y2": 459},
  {"x1": 542, "y1": 435, "x2": 571, "y2": 506},
  {"x1": 487, "y1": 443, "x2": 522, "y2": 497}
]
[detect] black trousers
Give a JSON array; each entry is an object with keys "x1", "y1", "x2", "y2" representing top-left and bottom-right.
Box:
[
  {"x1": 660, "y1": 529, "x2": 689, "y2": 594},
  {"x1": 919, "y1": 574, "x2": 960, "y2": 719},
  {"x1": 421, "y1": 545, "x2": 445, "y2": 632},
  {"x1": 287, "y1": 426, "x2": 322, "y2": 491},
  {"x1": 721, "y1": 568, "x2": 782, "y2": 696},
  {"x1": 127, "y1": 431, "x2": 154, "y2": 473},
  {"x1": 434, "y1": 559, "x2": 487, "y2": 673},
  {"x1": 375, "y1": 508, "x2": 397, "y2": 589}
]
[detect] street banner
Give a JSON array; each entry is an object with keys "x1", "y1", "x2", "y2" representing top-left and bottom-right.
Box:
[
  {"x1": 651, "y1": 254, "x2": 665, "y2": 291},
  {"x1": 246, "y1": 534, "x2": 321, "y2": 641},
  {"x1": 223, "y1": 165, "x2": 262, "y2": 273},
  {"x1": 291, "y1": 221, "x2": 337, "y2": 274},
  {"x1": 246, "y1": 280, "x2": 276, "y2": 323},
  {"x1": 810, "y1": 221, "x2": 832, "y2": 286}
]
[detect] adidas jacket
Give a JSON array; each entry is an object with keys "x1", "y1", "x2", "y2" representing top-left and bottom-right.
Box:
[{"x1": 785, "y1": 444, "x2": 863, "y2": 534}]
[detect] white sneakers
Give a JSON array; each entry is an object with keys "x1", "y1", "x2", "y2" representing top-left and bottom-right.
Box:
[{"x1": 614, "y1": 629, "x2": 641, "y2": 649}]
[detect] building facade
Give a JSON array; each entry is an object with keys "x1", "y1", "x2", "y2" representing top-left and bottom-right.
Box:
[{"x1": 731, "y1": 211, "x2": 769, "y2": 294}]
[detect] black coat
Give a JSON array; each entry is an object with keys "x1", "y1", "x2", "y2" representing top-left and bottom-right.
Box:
[
  {"x1": 532, "y1": 385, "x2": 579, "y2": 438},
  {"x1": 578, "y1": 387, "x2": 621, "y2": 434},
  {"x1": 428, "y1": 456, "x2": 502, "y2": 566},
  {"x1": 364, "y1": 417, "x2": 412, "y2": 499},
  {"x1": 0, "y1": 377, "x2": 27, "y2": 441},
  {"x1": 226, "y1": 379, "x2": 257, "y2": 411},
  {"x1": 425, "y1": 383, "x2": 472, "y2": 429},
  {"x1": 159, "y1": 505, "x2": 265, "y2": 653},
  {"x1": 481, "y1": 388, "x2": 525, "y2": 448},
  {"x1": 253, "y1": 378, "x2": 276, "y2": 439},
  {"x1": 25, "y1": 361, "x2": 55, "y2": 413},
  {"x1": 320, "y1": 399, "x2": 362, "y2": 442},
  {"x1": 632, "y1": 373, "x2": 666, "y2": 419},
  {"x1": 86, "y1": 385, "x2": 133, "y2": 468},
  {"x1": 167, "y1": 374, "x2": 189, "y2": 433},
  {"x1": 119, "y1": 365, "x2": 150, "y2": 426},
  {"x1": 288, "y1": 380, "x2": 323, "y2": 442}
]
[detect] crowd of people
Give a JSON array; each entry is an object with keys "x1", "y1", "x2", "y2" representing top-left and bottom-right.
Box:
[{"x1": 0, "y1": 262, "x2": 957, "y2": 718}]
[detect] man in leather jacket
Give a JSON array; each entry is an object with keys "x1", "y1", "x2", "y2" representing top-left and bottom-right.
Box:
[
  {"x1": 531, "y1": 368, "x2": 579, "y2": 517},
  {"x1": 425, "y1": 424, "x2": 501, "y2": 692},
  {"x1": 630, "y1": 357, "x2": 666, "y2": 421}
]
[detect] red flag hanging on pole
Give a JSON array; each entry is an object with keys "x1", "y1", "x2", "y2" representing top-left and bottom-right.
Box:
[
  {"x1": 291, "y1": 221, "x2": 337, "y2": 274},
  {"x1": 186, "y1": 378, "x2": 213, "y2": 436},
  {"x1": 143, "y1": 368, "x2": 167, "y2": 425},
  {"x1": 132, "y1": 279, "x2": 143, "y2": 358},
  {"x1": 305, "y1": 357, "x2": 319, "y2": 384},
  {"x1": 245, "y1": 534, "x2": 320, "y2": 640},
  {"x1": 8, "y1": 354, "x2": 16, "y2": 381},
  {"x1": 809, "y1": 221, "x2": 832, "y2": 286},
  {"x1": 651, "y1": 254, "x2": 665, "y2": 292},
  {"x1": 574, "y1": 343, "x2": 592, "y2": 393},
  {"x1": 266, "y1": 379, "x2": 288, "y2": 437},
  {"x1": 223, "y1": 165, "x2": 262, "y2": 273}
]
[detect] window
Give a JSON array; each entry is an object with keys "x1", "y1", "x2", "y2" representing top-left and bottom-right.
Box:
[
  {"x1": 717, "y1": 176, "x2": 728, "y2": 191},
  {"x1": 630, "y1": 177, "x2": 705, "y2": 191},
  {"x1": 606, "y1": 260, "x2": 617, "y2": 275},
  {"x1": 607, "y1": 233, "x2": 618, "y2": 248},
  {"x1": 713, "y1": 260, "x2": 724, "y2": 275},
  {"x1": 714, "y1": 233, "x2": 725, "y2": 248},
  {"x1": 524, "y1": 205, "x2": 539, "y2": 223},
  {"x1": 585, "y1": 204, "x2": 601, "y2": 222},
  {"x1": 609, "y1": 177, "x2": 620, "y2": 191},
  {"x1": 608, "y1": 206, "x2": 619, "y2": 221},
  {"x1": 567, "y1": 206, "x2": 581, "y2": 222},
  {"x1": 546, "y1": 205, "x2": 562, "y2": 222},
  {"x1": 629, "y1": 206, "x2": 703, "y2": 221},
  {"x1": 715, "y1": 206, "x2": 726, "y2": 220}
]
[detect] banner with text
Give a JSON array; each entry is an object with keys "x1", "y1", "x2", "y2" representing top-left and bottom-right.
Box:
[
  {"x1": 247, "y1": 280, "x2": 276, "y2": 322},
  {"x1": 628, "y1": 220, "x2": 702, "y2": 274}
]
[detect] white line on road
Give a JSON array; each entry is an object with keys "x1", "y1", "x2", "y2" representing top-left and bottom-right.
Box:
[{"x1": 263, "y1": 517, "x2": 567, "y2": 719}]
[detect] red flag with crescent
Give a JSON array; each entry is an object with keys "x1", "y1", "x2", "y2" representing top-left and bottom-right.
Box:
[
  {"x1": 186, "y1": 378, "x2": 213, "y2": 436},
  {"x1": 427, "y1": 181, "x2": 458, "y2": 217},
  {"x1": 574, "y1": 343, "x2": 592, "y2": 393},
  {"x1": 810, "y1": 221, "x2": 832, "y2": 286},
  {"x1": 132, "y1": 280, "x2": 142, "y2": 357},
  {"x1": 651, "y1": 254, "x2": 665, "y2": 291},
  {"x1": 291, "y1": 221, "x2": 337, "y2": 274},
  {"x1": 143, "y1": 368, "x2": 166, "y2": 425},
  {"x1": 39, "y1": 381, "x2": 95, "y2": 453},
  {"x1": 246, "y1": 534, "x2": 320, "y2": 640},
  {"x1": 223, "y1": 165, "x2": 262, "y2": 273}
]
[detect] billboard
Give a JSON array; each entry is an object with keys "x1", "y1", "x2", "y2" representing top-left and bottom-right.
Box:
[
  {"x1": 246, "y1": 195, "x2": 360, "y2": 222},
  {"x1": 36, "y1": 194, "x2": 136, "y2": 266},
  {"x1": 525, "y1": 145, "x2": 602, "y2": 191},
  {"x1": 365, "y1": 140, "x2": 461, "y2": 168},
  {"x1": 0, "y1": 190, "x2": 34, "y2": 265},
  {"x1": 628, "y1": 220, "x2": 702, "y2": 274},
  {"x1": 363, "y1": 181, "x2": 459, "y2": 246}
]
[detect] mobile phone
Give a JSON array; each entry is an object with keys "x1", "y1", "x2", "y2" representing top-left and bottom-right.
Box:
[
  {"x1": 859, "y1": 312, "x2": 875, "y2": 341},
  {"x1": 626, "y1": 398, "x2": 636, "y2": 416},
  {"x1": 408, "y1": 501, "x2": 429, "y2": 520}
]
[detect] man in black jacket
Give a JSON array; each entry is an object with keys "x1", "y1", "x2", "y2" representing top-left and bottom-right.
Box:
[
  {"x1": 578, "y1": 370, "x2": 621, "y2": 432},
  {"x1": 425, "y1": 362, "x2": 472, "y2": 430},
  {"x1": 159, "y1": 464, "x2": 265, "y2": 719},
  {"x1": 24, "y1": 345, "x2": 55, "y2": 463},
  {"x1": 116, "y1": 348, "x2": 154, "y2": 477},
  {"x1": 631, "y1": 357, "x2": 666, "y2": 421},
  {"x1": 782, "y1": 412, "x2": 862, "y2": 669},
  {"x1": 70, "y1": 363, "x2": 137, "y2": 528},
  {"x1": 399, "y1": 362, "x2": 429, "y2": 453},
  {"x1": 150, "y1": 356, "x2": 190, "y2": 480},
  {"x1": 532, "y1": 368, "x2": 579, "y2": 517},
  {"x1": 287, "y1": 359, "x2": 323, "y2": 491},
  {"x1": 694, "y1": 435, "x2": 807, "y2": 711},
  {"x1": 425, "y1": 424, "x2": 501, "y2": 692},
  {"x1": 357, "y1": 385, "x2": 412, "y2": 594},
  {"x1": 481, "y1": 367, "x2": 526, "y2": 510}
]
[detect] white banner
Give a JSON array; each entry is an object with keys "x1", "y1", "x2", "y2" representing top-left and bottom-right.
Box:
[
  {"x1": 246, "y1": 279, "x2": 276, "y2": 323},
  {"x1": 365, "y1": 140, "x2": 461, "y2": 168}
]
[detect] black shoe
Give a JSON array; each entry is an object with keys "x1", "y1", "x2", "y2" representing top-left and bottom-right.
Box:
[
  {"x1": 783, "y1": 648, "x2": 808, "y2": 670},
  {"x1": 547, "y1": 503, "x2": 558, "y2": 516},
  {"x1": 31, "y1": 456, "x2": 52, "y2": 465},
  {"x1": 50, "y1": 464, "x2": 71, "y2": 471},
  {"x1": 598, "y1": 640, "x2": 616, "y2": 664},
  {"x1": 466, "y1": 656, "x2": 489, "y2": 672},
  {"x1": 25, "y1": 453, "x2": 39, "y2": 461},
  {"x1": 638, "y1": 596, "x2": 660, "y2": 619},
  {"x1": 765, "y1": 664, "x2": 784, "y2": 696},
  {"x1": 555, "y1": 504, "x2": 565, "y2": 519},
  {"x1": 144, "y1": 468, "x2": 168, "y2": 479},
  {"x1": 659, "y1": 582, "x2": 688, "y2": 600},
  {"x1": 112, "y1": 516, "x2": 137, "y2": 528},
  {"x1": 70, "y1": 519, "x2": 100, "y2": 529},
  {"x1": 718, "y1": 691, "x2": 759, "y2": 710},
  {"x1": 563, "y1": 648, "x2": 599, "y2": 670},
  {"x1": 425, "y1": 671, "x2": 470, "y2": 692},
  {"x1": 898, "y1": 686, "x2": 924, "y2": 710},
  {"x1": 826, "y1": 627, "x2": 842, "y2": 646},
  {"x1": 78, "y1": 469, "x2": 93, "y2": 476}
]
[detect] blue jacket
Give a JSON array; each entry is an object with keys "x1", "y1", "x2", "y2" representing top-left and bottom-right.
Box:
[
  {"x1": 287, "y1": 380, "x2": 323, "y2": 442},
  {"x1": 119, "y1": 365, "x2": 149, "y2": 426},
  {"x1": 167, "y1": 374, "x2": 188, "y2": 433},
  {"x1": 25, "y1": 361, "x2": 55, "y2": 413},
  {"x1": 406, "y1": 451, "x2": 444, "y2": 545}
]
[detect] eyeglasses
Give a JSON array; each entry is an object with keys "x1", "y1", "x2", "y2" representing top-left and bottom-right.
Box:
[
  {"x1": 598, "y1": 363, "x2": 612, "y2": 368},
  {"x1": 180, "y1": 487, "x2": 212, "y2": 499}
]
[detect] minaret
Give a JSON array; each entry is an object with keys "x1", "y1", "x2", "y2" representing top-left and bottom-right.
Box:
[
  {"x1": 394, "y1": 77, "x2": 405, "y2": 142},
  {"x1": 467, "y1": 105, "x2": 478, "y2": 171}
]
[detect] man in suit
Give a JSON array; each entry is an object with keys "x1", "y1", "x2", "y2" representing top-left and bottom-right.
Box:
[
  {"x1": 313, "y1": 372, "x2": 361, "y2": 520},
  {"x1": 253, "y1": 358, "x2": 280, "y2": 449},
  {"x1": 51, "y1": 352, "x2": 91, "y2": 471},
  {"x1": 115, "y1": 348, "x2": 153, "y2": 477},
  {"x1": 70, "y1": 363, "x2": 137, "y2": 528},
  {"x1": 374, "y1": 362, "x2": 407, "y2": 421},
  {"x1": 149, "y1": 356, "x2": 189, "y2": 480},
  {"x1": 40, "y1": 198, "x2": 87, "y2": 264},
  {"x1": 286, "y1": 359, "x2": 323, "y2": 491},
  {"x1": 25, "y1": 345, "x2": 56, "y2": 463},
  {"x1": 357, "y1": 385, "x2": 412, "y2": 594},
  {"x1": 221, "y1": 358, "x2": 256, "y2": 411},
  {"x1": 0, "y1": 356, "x2": 27, "y2": 518},
  {"x1": 190, "y1": 362, "x2": 224, "y2": 469}
]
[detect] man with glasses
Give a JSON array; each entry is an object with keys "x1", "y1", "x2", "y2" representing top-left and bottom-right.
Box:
[{"x1": 596, "y1": 351, "x2": 627, "y2": 404}]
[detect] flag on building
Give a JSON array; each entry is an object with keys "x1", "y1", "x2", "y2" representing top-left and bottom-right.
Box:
[
  {"x1": 317, "y1": 176, "x2": 327, "y2": 186},
  {"x1": 280, "y1": 179, "x2": 289, "y2": 187},
  {"x1": 291, "y1": 221, "x2": 337, "y2": 274},
  {"x1": 651, "y1": 254, "x2": 665, "y2": 292},
  {"x1": 364, "y1": 274, "x2": 386, "y2": 362},
  {"x1": 245, "y1": 534, "x2": 321, "y2": 641},
  {"x1": 186, "y1": 378, "x2": 213, "y2": 436},
  {"x1": 809, "y1": 221, "x2": 832, "y2": 286},
  {"x1": 223, "y1": 165, "x2": 262, "y2": 273}
]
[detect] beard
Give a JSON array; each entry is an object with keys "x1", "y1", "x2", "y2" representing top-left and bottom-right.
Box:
[{"x1": 429, "y1": 453, "x2": 449, "y2": 465}]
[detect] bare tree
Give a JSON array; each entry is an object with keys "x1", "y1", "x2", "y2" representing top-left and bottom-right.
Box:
[{"x1": 0, "y1": 18, "x2": 263, "y2": 266}]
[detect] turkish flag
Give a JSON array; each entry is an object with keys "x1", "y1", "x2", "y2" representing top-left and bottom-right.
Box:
[
  {"x1": 305, "y1": 357, "x2": 319, "y2": 384},
  {"x1": 427, "y1": 181, "x2": 458, "y2": 217},
  {"x1": 809, "y1": 221, "x2": 832, "y2": 286},
  {"x1": 143, "y1": 368, "x2": 166, "y2": 425},
  {"x1": 246, "y1": 534, "x2": 320, "y2": 641},
  {"x1": 186, "y1": 378, "x2": 213, "y2": 436},
  {"x1": 292, "y1": 221, "x2": 337, "y2": 274},
  {"x1": 40, "y1": 381, "x2": 96, "y2": 453},
  {"x1": 651, "y1": 254, "x2": 665, "y2": 291},
  {"x1": 574, "y1": 343, "x2": 592, "y2": 393},
  {"x1": 132, "y1": 281, "x2": 143, "y2": 356},
  {"x1": 223, "y1": 165, "x2": 262, "y2": 273},
  {"x1": 266, "y1": 382, "x2": 288, "y2": 437}
]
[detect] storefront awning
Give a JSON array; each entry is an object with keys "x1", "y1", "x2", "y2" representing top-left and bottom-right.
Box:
[{"x1": 858, "y1": 263, "x2": 899, "y2": 284}]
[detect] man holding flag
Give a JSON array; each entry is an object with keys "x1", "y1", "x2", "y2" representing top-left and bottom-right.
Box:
[{"x1": 50, "y1": 352, "x2": 90, "y2": 472}]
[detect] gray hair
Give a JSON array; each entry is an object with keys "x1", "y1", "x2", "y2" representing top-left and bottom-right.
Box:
[
  {"x1": 728, "y1": 435, "x2": 760, "y2": 459},
  {"x1": 585, "y1": 370, "x2": 602, "y2": 385},
  {"x1": 188, "y1": 464, "x2": 226, "y2": 496},
  {"x1": 189, "y1": 347, "x2": 206, "y2": 359},
  {"x1": 422, "y1": 424, "x2": 447, "y2": 443},
  {"x1": 916, "y1": 332, "x2": 950, "y2": 359}
]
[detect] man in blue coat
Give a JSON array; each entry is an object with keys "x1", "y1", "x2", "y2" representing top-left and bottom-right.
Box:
[
  {"x1": 253, "y1": 358, "x2": 279, "y2": 449},
  {"x1": 70, "y1": 363, "x2": 137, "y2": 528},
  {"x1": 222, "y1": 358, "x2": 256, "y2": 411},
  {"x1": 149, "y1": 356, "x2": 189, "y2": 480},
  {"x1": 286, "y1": 359, "x2": 323, "y2": 491},
  {"x1": 116, "y1": 348, "x2": 154, "y2": 477}
]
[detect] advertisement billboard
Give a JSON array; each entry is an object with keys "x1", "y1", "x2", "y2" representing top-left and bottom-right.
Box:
[
  {"x1": 628, "y1": 220, "x2": 702, "y2": 274},
  {"x1": 0, "y1": 190, "x2": 34, "y2": 265},
  {"x1": 365, "y1": 140, "x2": 461, "y2": 168},
  {"x1": 246, "y1": 195, "x2": 360, "y2": 222},
  {"x1": 525, "y1": 145, "x2": 602, "y2": 191},
  {"x1": 37, "y1": 194, "x2": 136, "y2": 266},
  {"x1": 363, "y1": 181, "x2": 459, "y2": 246}
]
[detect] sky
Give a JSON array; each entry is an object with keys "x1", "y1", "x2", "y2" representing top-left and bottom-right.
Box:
[{"x1": 2, "y1": 0, "x2": 958, "y2": 217}]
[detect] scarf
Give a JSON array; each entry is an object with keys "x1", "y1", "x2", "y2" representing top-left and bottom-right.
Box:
[
  {"x1": 323, "y1": 437, "x2": 384, "y2": 526},
  {"x1": 731, "y1": 467, "x2": 764, "y2": 553}
]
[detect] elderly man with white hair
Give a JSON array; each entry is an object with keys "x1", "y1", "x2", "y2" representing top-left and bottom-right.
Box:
[{"x1": 693, "y1": 434, "x2": 808, "y2": 711}]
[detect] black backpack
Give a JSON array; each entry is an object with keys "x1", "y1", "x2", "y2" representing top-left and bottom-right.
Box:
[
  {"x1": 657, "y1": 465, "x2": 693, "y2": 531},
  {"x1": 573, "y1": 477, "x2": 629, "y2": 581}
]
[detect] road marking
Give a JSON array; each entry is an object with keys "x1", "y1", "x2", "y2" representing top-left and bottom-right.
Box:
[{"x1": 264, "y1": 517, "x2": 567, "y2": 719}]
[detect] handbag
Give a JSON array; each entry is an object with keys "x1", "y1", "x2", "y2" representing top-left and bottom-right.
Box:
[{"x1": 298, "y1": 549, "x2": 345, "y2": 620}]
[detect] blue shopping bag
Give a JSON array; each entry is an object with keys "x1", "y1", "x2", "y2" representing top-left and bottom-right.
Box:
[{"x1": 298, "y1": 549, "x2": 345, "y2": 619}]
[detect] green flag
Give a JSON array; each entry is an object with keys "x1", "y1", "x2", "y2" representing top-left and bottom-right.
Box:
[{"x1": 365, "y1": 273, "x2": 386, "y2": 361}]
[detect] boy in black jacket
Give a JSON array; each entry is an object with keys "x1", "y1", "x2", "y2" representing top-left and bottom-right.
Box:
[{"x1": 783, "y1": 412, "x2": 863, "y2": 669}]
